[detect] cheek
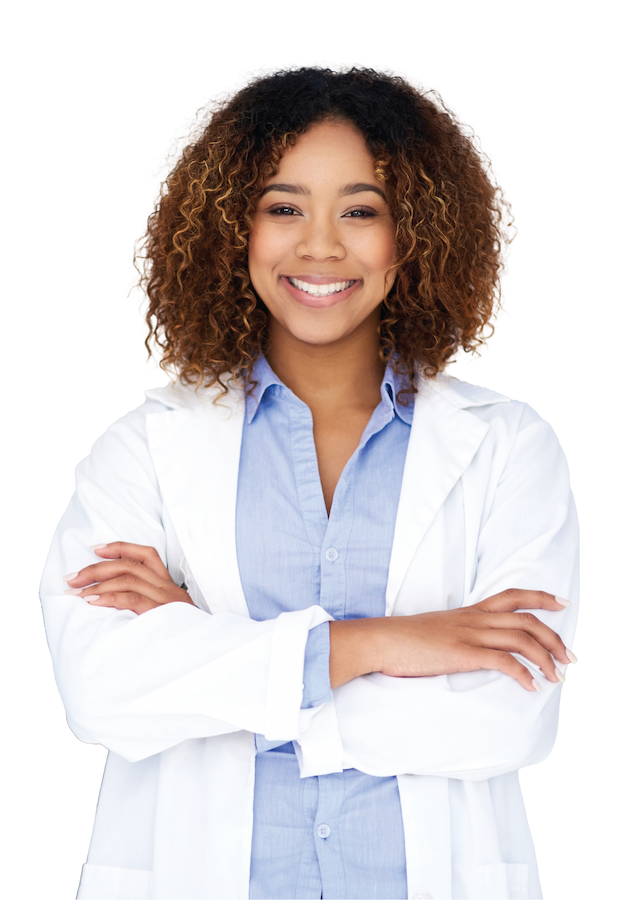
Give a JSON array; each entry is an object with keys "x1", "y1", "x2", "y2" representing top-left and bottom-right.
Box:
[
  {"x1": 248, "y1": 223, "x2": 292, "y2": 279},
  {"x1": 355, "y1": 227, "x2": 397, "y2": 273}
]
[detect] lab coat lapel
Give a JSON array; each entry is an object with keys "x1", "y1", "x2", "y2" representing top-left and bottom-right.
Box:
[
  {"x1": 145, "y1": 383, "x2": 250, "y2": 617},
  {"x1": 385, "y1": 379, "x2": 490, "y2": 615}
]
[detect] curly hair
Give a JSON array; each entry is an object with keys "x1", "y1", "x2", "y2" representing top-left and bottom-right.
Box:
[{"x1": 139, "y1": 67, "x2": 511, "y2": 392}]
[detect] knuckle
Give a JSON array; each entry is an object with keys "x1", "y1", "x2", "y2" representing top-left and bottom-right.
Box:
[
  {"x1": 512, "y1": 630, "x2": 530, "y2": 648},
  {"x1": 518, "y1": 612, "x2": 536, "y2": 626},
  {"x1": 121, "y1": 572, "x2": 138, "y2": 588},
  {"x1": 115, "y1": 591, "x2": 140, "y2": 608}
]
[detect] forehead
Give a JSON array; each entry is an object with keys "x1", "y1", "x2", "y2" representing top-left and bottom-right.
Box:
[{"x1": 272, "y1": 120, "x2": 377, "y2": 181}]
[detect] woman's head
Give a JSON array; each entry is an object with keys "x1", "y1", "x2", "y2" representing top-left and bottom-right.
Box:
[{"x1": 140, "y1": 67, "x2": 509, "y2": 389}]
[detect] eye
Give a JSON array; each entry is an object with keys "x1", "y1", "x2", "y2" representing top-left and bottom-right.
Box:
[
  {"x1": 342, "y1": 208, "x2": 378, "y2": 218},
  {"x1": 267, "y1": 205, "x2": 301, "y2": 216}
]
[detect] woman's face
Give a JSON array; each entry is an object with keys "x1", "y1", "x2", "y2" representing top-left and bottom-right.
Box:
[{"x1": 248, "y1": 119, "x2": 396, "y2": 348}]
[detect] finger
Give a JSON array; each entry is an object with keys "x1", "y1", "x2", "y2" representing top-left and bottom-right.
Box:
[
  {"x1": 474, "y1": 647, "x2": 543, "y2": 692},
  {"x1": 85, "y1": 591, "x2": 161, "y2": 615},
  {"x1": 475, "y1": 628, "x2": 563, "y2": 683},
  {"x1": 68, "y1": 571, "x2": 190, "y2": 606},
  {"x1": 477, "y1": 589, "x2": 569, "y2": 615},
  {"x1": 65, "y1": 557, "x2": 169, "y2": 590},
  {"x1": 474, "y1": 611, "x2": 571, "y2": 666},
  {"x1": 89, "y1": 542, "x2": 169, "y2": 579}
]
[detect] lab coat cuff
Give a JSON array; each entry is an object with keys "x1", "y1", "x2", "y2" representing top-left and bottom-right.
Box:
[
  {"x1": 293, "y1": 700, "x2": 344, "y2": 776},
  {"x1": 264, "y1": 606, "x2": 333, "y2": 741}
]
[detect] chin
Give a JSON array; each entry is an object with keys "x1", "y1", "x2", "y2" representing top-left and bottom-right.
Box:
[{"x1": 283, "y1": 309, "x2": 365, "y2": 343}]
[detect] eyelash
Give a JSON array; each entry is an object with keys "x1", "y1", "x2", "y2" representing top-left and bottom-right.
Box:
[{"x1": 267, "y1": 205, "x2": 377, "y2": 218}]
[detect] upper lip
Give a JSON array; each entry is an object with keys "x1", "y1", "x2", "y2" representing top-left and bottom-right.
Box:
[{"x1": 283, "y1": 275, "x2": 358, "y2": 285}]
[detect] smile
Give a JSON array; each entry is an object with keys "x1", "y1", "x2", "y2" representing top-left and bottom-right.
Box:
[{"x1": 287, "y1": 277, "x2": 356, "y2": 297}]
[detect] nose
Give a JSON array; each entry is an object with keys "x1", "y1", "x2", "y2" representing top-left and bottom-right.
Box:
[{"x1": 295, "y1": 214, "x2": 346, "y2": 261}]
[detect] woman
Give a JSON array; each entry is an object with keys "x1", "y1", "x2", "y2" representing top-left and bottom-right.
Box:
[{"x1": 40, "y1": 68, "x2": 578, "y2": 900}]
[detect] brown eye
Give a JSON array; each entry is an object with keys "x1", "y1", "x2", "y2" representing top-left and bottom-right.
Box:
[
  {"x1": 269, "y1": 206, "x2": 300, "y2": 216},
  {"x1": 343, "y1": 208, "x2": 377, "y2": 218}
]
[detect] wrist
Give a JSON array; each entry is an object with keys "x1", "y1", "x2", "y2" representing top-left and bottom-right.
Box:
[{"x1": 329, "y1": 617, "x2": 385, "y2": 689}]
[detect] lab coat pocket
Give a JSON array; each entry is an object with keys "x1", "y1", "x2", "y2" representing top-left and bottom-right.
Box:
[
  {"x1": 77, "y1": 863, "x2": 151, "y2": 899},
  {"x1": 476, "y1": 863, "x2": 529, "y2": 899}
]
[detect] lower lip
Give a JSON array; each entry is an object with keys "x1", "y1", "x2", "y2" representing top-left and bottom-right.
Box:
[{"x1": 280, "y1": 276, "x2": 361, "y2": 308}]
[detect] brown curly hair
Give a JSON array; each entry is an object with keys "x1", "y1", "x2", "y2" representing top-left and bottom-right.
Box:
[{"x1": 138, "y1": 67, "x2": 511, "y2": 392}]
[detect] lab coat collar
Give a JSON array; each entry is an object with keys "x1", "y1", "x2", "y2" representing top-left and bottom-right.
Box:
[
  {"x1": 385, "y1": 375, "x2": 509, "y2": 614},
  {"x1": 429, "y1": 371, "x2": 510, "y2": 409},
  {"x1": 145, "y1": 376, "x2": 244, "y2": 411},
  {"x1": 145, "y1": 378, "x2": 249, "y2": 617}
]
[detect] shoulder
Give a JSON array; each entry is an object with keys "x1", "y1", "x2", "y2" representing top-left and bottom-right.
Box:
[
  {"x1": 83, "y1": 379, "x2": 245, "y2": 469},
  {"x1": 99, "y1": 379, "x2": 244, "y2": 438},
  {"x1": 419, "y1": 374, "x2": 566, "y2": 473},
  {"x1": 422, "y1": 372, "x2": 550, "y2": 433}
]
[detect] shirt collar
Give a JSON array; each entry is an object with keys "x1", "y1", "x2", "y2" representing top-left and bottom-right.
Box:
[
  {"x1": 382, "y1": 362, "x2": 415, "y2": 426},
  {"x1": 245, "y1": 355, "x2": 414, "y2": 425},
  {"x1": 244, "y1": 355, "x2": 284, "y2": 423}
]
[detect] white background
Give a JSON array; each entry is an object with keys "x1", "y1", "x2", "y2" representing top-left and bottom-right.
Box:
[{"x1": 2, "y1": 1, "x2": 629, "y2": 897}]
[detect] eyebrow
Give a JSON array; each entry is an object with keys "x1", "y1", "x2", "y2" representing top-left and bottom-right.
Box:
[{"x1": 260, "y1": 182, "x2": 387, "y2": 202}]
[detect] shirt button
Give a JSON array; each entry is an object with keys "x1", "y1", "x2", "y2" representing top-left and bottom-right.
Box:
[
  {"x1": 325, "y1": 547, "x2": 338, "y2": 562},
  {"x1": 317, "y1": 823, "x2": 331, "y2": 839}
]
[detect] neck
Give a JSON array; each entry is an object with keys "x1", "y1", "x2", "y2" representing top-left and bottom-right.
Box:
[{"x1": 265, "y1": 310, "x2": 385, "y2": 414}]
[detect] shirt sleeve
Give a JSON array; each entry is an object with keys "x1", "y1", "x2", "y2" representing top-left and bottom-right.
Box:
[
  {"x1": 294, "y1": 408, "x2": 579, "y2": 781},
  {"x1": 301, "y1": 622, "x2": 333, "y2": 707}
]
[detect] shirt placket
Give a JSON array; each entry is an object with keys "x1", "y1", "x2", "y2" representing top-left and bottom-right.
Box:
[
  {"x1": 313, "y1": 772, "x2": 346, "y2": 899},
  {"x1": 285, "y1": 385, "x2": 400, "y2": 900}
]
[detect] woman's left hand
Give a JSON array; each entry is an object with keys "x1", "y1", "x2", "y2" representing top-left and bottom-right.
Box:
[{"x1": 62, "y1": 542, "x2": 194, "y2": 615}]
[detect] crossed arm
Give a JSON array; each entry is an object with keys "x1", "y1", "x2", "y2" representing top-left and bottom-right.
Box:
[{"x1": 63, "y1": 541, "x2": 575, "y2": 694}]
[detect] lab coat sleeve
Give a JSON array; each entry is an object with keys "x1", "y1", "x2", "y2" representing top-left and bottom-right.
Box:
[
  {"x1": 40, "y1": 402, "x2": 331, "y2": 763},
  {"x1": 297, "y1": 406, "x2": 579, "y2": 781}
]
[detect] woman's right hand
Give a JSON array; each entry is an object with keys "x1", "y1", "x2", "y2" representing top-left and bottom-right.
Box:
[{"x1": 329, "y1": 589, "x2": 576, "y2": 692}]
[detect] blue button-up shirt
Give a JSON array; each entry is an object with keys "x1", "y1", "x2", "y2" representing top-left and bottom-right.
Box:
[{"x1": 236, "y1": 355, "x2": 413, "y2": 900}]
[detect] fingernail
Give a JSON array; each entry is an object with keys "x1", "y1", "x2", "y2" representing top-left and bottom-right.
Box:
[
  {"x1": 90, "y1": 543, "x2": 107, "y2": 550},
  {"x1": 555, "y1": 596, "x2": 571, "y2": 607},
  {"x1": 531, "y1": 678, "x2": 542, "y2": 692},
  {"x1": 84, "y1": 595, "x2": 100, "y2": 602},
  {"x1": 554, "y1": 667, "x2": 566, "y2": 683},
  {"x1": 62, "y1": 572, "x2": 79, "y2": 583},
  {"x1": 64, "y1": 588, "x2": 83, "y2": 595},
  {"x1": 566, "y1": 648, "x2": 578, "y2": 664}
]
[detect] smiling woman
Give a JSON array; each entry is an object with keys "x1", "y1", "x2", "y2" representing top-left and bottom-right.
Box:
[{"x1": 40, "y1": 68, "x2": 578, "y2": 900}]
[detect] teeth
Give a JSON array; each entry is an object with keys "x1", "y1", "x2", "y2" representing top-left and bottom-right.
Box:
[{"x1": 288, "y1": 277, "x2": 353, "y2": 296}]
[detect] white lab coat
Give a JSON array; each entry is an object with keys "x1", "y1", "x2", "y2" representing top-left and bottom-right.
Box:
[{"x1": 40, "y1": 372, "x2": 579, "y2": 900}]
